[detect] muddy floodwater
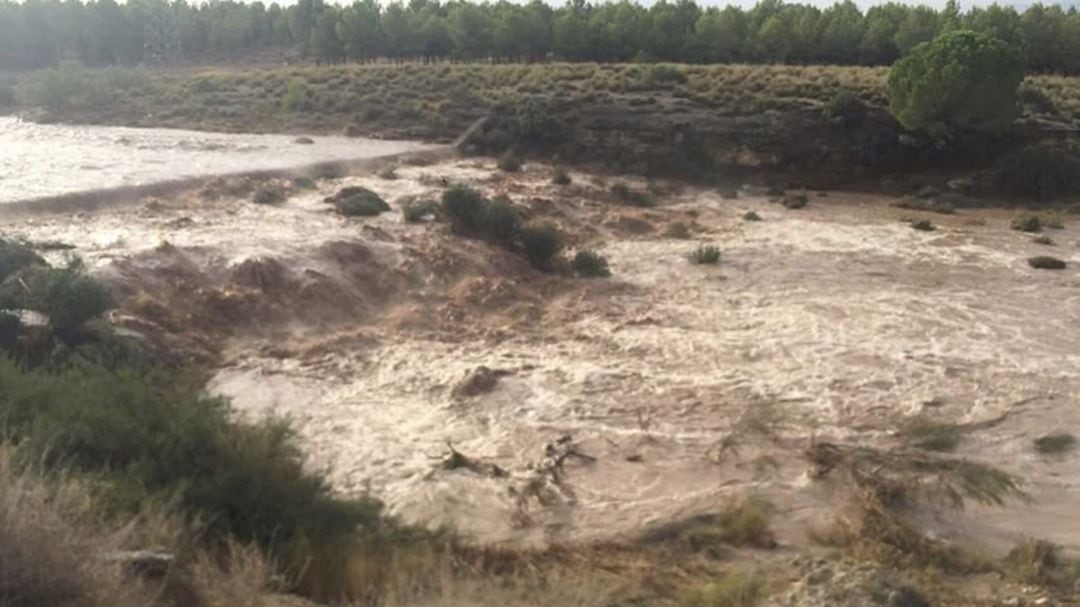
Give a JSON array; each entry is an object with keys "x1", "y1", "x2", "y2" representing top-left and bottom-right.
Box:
[
  {"x1": 0, "y1": 116, "x2": 437, "y2": 203},
  {"x1": 4, "y1": 156, "x2": 1080, "y2": 560}
]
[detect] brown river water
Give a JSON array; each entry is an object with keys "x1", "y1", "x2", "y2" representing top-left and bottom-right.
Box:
[{"x1": 2, "y1": 144, "x2": 1078, "y2": 555}]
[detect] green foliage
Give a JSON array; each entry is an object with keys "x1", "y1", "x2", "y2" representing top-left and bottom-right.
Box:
[
  {"x1": 481, "y1": 196, "x2": 522, "y2": 245},
  {"x1": 0, "y1": 239, "x2": 45, "y2": 282},
  {"x1": 994, "y1": 145, "x2": 1080, "y2": 201},
  {"x1": 689, "y1": 245, "x2": 721, "y2": 265},
  {"x1": 888, "y1": 31, "x2": 1024, "y2": 139},
  {"x1": 571, "y1": 250, "x2": 611, "y2": 278},
  {"x1": 0, "y1": 261, "x2": 112, "y2": 339},
  {"x1": 742, "y1": 211, "x2": 762, "y2": 222},
  {"x1": 520, "y1": 224, "x2": 563, "y2": 271},
  {"x1": 0, "y1": 358, "x2": 401, "y2": 578},
  {"x1": 324, "y1": 186, "x2": 389, "y2": 217},
  {"x1": 642, "y1": 64, "x2": 687, "y2": 87},
  {"x1": 442, "y1": 184, "x2": 489, "y2": 235},
  {"x1": 910, "y1": 219, "x2": 936, "y2": 231},
  {"x1": 681, "y1": 570, "x2": 765, "y2": 607},
  {"x1": 1011, "y1": 213, "x2": 1043, "y2": 232},
  {"x1": 1028, "y1": 255, "x2": 1066, "y2": 269},
  {"x1": 401, "y1": 198, "x2": 440, "y2": 223},
  {"x1": 17, "y1": 63, "x2": 149, "y2": 114},
  {"x1": 551, "y1": 166, "x2": 572, "y2": 186},
  {"x1": 1034, "y1": 433, "x2": 1075, "y2": 455},
  {"x1": 496, "y1": 150, "x2": 523, "y2": 172},
  {"x1": 512, "y1": 99, "x2": 563, "y2": 148},
  {"x1": 823, "y1": 89, "x2": 867, "y2": 126},
  {"x1": 282, "y1": 78, "x2": 308, "y2": 112},
  {"x1": 1032, "y1": 235, "x2": 1054, "y2": 245},
  {"x1": 1005, "y1": 540, "x2": 1080, "y2": 589}
]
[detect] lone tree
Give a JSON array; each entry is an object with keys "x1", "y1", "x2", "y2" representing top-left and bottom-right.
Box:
[{"x1": 888, "y1": 30, "x2": 1024, "y2": 140}]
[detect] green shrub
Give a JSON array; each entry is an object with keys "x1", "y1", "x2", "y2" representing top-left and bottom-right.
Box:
[
  {"x1": 551, "y1": 166, "x2": 572, "y2": 186},
  {"x1": 571, "y1": 250, "x2": 611, "y2": 278},
  {"x1": 1033, "y1": 235, "x2": 1054, "y2": 245},
  {"x1": 823, "y1": 89, "x2": 867, "y2": 126},
  {"x1": 888, "y1": 30, "x2": 1024, "y2": 139},
  {"x1": 0, "y1": 261, "x2": 112, "y2": 339},
  {"x1": 1011, "y1": 213, "x2": 1043, "y2": 232},
  {"x1": 0, "y1": 358, "x2": 405, "y2": 585},
  {"x1": 666, "y1": 222, "x2": 692, "y2": 238},
  {"x1": 1034, "y1": 433, "x2": 1075, "y2": 455},
  {"x1": 401, "y1": 198, "x2": 439, "y2": 223},
  {"x1": 682, "y1": 570, "x2": 765, "y2": 607},
  {"x1": 643, "y1": 64, "x2": 688, "y2": 87},
  {"x1": 496, "y1": 150, "x2": 523, "y2": 172},
  {"x1": 291, "y1": 177, "x2": 317, "y2": 190},
  {"x1": 282, "y1": 78, "x2": 308, "y2": 112},
  {"x1": 911, "y1": 219, "x2": 936, "y2": 231},
  {"x1": 0, "y1": 313, "x2": 20, "y2": 350},
  {"x1": 520, "y1": 224, "x2": 563, "y2": 271},
  {"x1": 611, "y1": 183, "x2": 651, "y2": 207},
  {"x1": 1029, "y1": 256, "x2": 1066, "y2": 270},
  {"x1": 781, "y1": 193, "x2": 808, "y2": 209},
  {"x1": 0, "y1": 239, "x2": 45, "y2": 282},
  {"x1": 442, "y1": 184, "x2": 488, "y2": 235},
  {"x1": 252, "y1": 185, "x2": 287, "y2": 205},
  {"x1": 742, "y1": 211, "x2": 762, "y2": 222},
  {"x1": 512, "y1": 99, "x2": 564, "y2": 147},
  {"x1": 994, "y1": 145, "x2": 1080, "y2": 201},
  {"x1": 689, "y1": 245, "x2": 721, "y2": 265},
  {"x1": 324, "y1": 186, "x2": 389, "y2": 217},
  {"x1": 481, "y1": 196, "x2": 521, "y2": 244}
]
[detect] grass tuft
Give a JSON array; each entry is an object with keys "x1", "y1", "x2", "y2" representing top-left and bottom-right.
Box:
[{"x1": 688, "y1": 245, "x2": 721, "y2": 265}]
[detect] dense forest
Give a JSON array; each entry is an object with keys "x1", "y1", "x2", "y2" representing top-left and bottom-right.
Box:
[{"x1": 2, "y1": 0, "x2": 1080, "y2": 72}]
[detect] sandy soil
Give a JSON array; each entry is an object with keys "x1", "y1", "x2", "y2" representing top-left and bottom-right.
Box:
[{"x1": 5, "y1": 159, "x2": 1080, "y2": 558}]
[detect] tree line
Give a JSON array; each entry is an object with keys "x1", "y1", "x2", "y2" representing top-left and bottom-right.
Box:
[{"x1": 3, "y1": 0, "x2": 1080, "y2": 73}]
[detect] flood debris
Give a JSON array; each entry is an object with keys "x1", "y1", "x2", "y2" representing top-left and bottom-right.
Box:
[{"x1": 430, "y1": 441, "x2": 508, "y2": 479}]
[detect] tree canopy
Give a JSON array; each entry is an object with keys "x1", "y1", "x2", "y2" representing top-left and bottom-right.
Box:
[
  {"x1": 888, "y1": 30, "x2": 1025, "y2": 138},
  {"x1": 1, "y1": 0, "x2": 1080, "y2": 72}
]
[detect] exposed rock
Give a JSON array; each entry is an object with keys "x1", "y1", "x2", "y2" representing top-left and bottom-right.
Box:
[{"x1": 294, "y1": 136, "x2": 315, "y2": 145}]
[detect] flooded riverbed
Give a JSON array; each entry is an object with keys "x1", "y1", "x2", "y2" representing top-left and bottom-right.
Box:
[
  {"x1": 5, "y1": 158, "x2": 1079, "y2": 557},
  {"x1": 0, "y1": 116, "x2": 438, "y2": 203}
]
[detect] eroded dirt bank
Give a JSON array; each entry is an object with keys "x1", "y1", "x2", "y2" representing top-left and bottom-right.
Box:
[{"x1": 5, "y1": 160, "x2": 1080, "y2": 578}]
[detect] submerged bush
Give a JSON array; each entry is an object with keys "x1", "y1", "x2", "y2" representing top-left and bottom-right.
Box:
[
  {"x1": 1011, "y1": 213, "x2": 1043, "y2": 232},
  {"x1": 611, "y1": 183, "x2": 651, "y2": 207},
  {"x1": 1034, "y1": 433, "x2": 1075, "y2": 455},
  {"x1": 742, "y1": 211, "x2": 762, "y2": 222},
  {"x1": 571, "y1": 250, "x2": 611, "y2": 278},
  {"x1": 551, "y1": 166, "x2": 572, "y2": 186},
  {"x1": 781, "y1": 193, "x2": 808, "y2": 209},
  {"x1": 401, "y1": 197, "x2": 439, "y2": 223},
  {"x1": 910, "y1": 219, "x2": 936, "y2": 231},
  {"x1": 252, "y1": 185, "x2": 287, "y2": 205},
  {"x1": 689, "y1": 245, "x2": 721, "y2": 265},
  {"x1": 994, "y1": 145, "x2": 1080, "y2": 201},
  {"x1": 1028, "y1": 256, "x2": 1066, "y2": 270},
  {"x1": 520, "y1": 224, "x2": 563, "y2": 271},
  {"x1": 900, "y1": 419, "x2": 961, "y2": 452},
  {"x1": 441, "y1": 184, "x2": 489, "y2": 235},
  {"x1": 682, "y1": 570, "x2": 765, "y2": 607},
  {"x1": 496, "y1": 150, "x2": 523, "y2": 172},
  {"x1": 325, "y1": 186, "x2": 389, "y2": 217}
]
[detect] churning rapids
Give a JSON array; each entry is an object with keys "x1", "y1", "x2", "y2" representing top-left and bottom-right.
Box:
[{"x1": 0, "y1": 116, "x2": 437, "y2": 204}]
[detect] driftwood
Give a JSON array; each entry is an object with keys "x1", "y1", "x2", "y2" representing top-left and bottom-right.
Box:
[{"x1": 430, "y1": 441, "x2": 508, "y2": 479}]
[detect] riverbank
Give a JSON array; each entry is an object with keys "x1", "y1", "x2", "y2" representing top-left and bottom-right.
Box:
[
  {"x1": 4, "y1": 155, "x2": 1080, "y2": 604},
  {"x1": 8, "y1": 62, "x2": 1080, "y2": 190}
]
